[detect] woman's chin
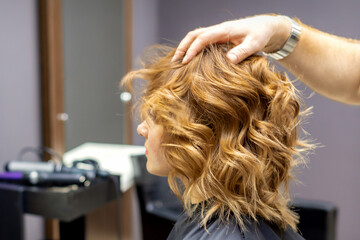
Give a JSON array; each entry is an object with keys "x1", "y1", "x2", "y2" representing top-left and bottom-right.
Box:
[{"x1": 146, "y1": 164, "x2": 170, "y2": 177}]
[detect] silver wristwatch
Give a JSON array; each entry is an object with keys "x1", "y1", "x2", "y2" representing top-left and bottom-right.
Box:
[{"x1": 264, "y1": 16, "x2": 302, "y2": 60}]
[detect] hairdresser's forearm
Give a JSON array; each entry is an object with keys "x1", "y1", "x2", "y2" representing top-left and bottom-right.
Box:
[{"x1": 279, "y1": 25, "x2": 360, "y2": 105}]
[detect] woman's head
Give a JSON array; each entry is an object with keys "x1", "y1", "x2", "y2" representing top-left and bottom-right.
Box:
[{"x1": 122, "y1": 44, "x2": 312, "y2": 230}]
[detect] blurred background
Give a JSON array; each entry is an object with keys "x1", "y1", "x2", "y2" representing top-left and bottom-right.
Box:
[{"x1": 1, "y1": 0, "x2": 359, "y2": 239}]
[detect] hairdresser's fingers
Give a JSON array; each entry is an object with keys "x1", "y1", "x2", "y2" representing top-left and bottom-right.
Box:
[
  {"x1": 180, "y1": 26, "x2": 231, "y2": 64},
  {"x1": 173, "y1": 23, "x2": 231, "y2": 63},
  {"x1": 172, "y1": 28, "x2": 207, "y2": 62},
  {"x1": 226, "y1": 37, "x2": 265, "y2": 64},
  {"x1": 175, "y1": 21, "x2": 265, "y2": 64},
  {"x1": 173, "y1": 15, "x2": 280, "y2": 64},
  {"x1": 182, "y1": 36, "x2": 222, "y2": 64}
]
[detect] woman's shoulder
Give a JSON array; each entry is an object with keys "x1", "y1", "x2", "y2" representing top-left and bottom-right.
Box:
[{"x1": 167, "y1": 212, "x2": 305, "y2": 240}]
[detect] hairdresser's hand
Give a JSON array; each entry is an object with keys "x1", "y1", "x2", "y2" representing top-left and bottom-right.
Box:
[{"x1": 172, "y1": 15, "x2": 291, "y2": 64}]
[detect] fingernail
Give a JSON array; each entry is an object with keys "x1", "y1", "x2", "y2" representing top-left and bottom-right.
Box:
[
  {"x1": 227, "y1": 53, "x2": 238, "y2": 63},
  {"x1": 171, "y1": 55, "x2": 178, "y2": 62},
  {"x1": 182, "y1": 55, "x2": 188, "y2": 64}
]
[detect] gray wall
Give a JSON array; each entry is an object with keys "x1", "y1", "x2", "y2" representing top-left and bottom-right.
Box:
[
  {"x1": 132, "y1": 0, "x2": 360, "y2": 239},
  {"x1": 0, "y1": 1, "x2": 44, "y2": 240}
]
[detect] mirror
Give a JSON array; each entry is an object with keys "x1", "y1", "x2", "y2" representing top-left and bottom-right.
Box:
[{"x1": 62, "y1": 0, "x2": 129, "y2": 150}]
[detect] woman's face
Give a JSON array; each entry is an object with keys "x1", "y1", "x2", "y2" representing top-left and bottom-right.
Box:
[{"x1": 137, "y1": 117, "x2": 171, "y2": 176}]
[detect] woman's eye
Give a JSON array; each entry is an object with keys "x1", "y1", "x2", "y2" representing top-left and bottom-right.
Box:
[{"x1": 148, "y1": 110, "x2": 156, "y2": 120}]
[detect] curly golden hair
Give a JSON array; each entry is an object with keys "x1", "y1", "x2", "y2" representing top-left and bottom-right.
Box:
[{"x1": 121, "y1": 44, "x2": 312, "y2": 231}]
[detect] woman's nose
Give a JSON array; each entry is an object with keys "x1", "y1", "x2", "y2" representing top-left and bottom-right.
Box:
[{"x1": 137, "y1": 121, "x2": 148, "y2": 138}]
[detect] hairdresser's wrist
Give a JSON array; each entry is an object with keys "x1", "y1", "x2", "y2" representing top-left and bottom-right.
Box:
[{"x1": 263, "y1": 15, "x2": 292, "y2": 54}]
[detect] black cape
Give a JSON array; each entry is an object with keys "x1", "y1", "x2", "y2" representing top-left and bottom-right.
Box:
[{"x1": 167, "y1": 211, "x2": 305, "y2": 240}]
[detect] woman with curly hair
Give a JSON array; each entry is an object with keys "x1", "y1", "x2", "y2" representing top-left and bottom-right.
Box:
[{"x1": 121, "y1": 43, "x2": 312, "y2": 239}]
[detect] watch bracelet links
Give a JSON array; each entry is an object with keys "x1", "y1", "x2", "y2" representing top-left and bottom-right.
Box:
[{"x1": 264, "y1": 16, "x2": 302, "y2": 60}]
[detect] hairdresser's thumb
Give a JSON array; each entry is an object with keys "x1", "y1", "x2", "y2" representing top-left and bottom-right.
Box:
[{"x1": 226, "y1": 45, "x2": 252, "y2": 64}]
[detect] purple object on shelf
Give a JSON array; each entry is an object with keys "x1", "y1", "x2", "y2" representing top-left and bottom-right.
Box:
[{"x1": 0, "y1": 172, "x2": 23, "y2": 180}]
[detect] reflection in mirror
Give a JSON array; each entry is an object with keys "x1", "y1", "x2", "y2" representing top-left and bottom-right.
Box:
[{"x1": 62, "y1": 0, "x2": 127, "y2": 150}]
